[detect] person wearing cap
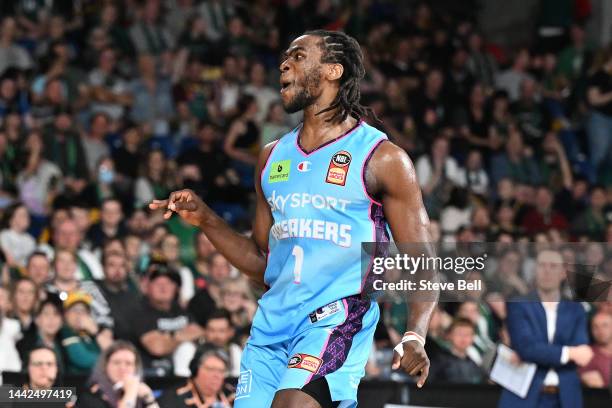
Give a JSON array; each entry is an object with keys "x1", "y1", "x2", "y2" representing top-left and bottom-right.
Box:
[
  {"x1": 131, "y1": 261, "x2": 203, "y2": 377},
  {"x1": 58, "y1": 291, "x2": 113, "y2": 375},
  {"x1": 157, "y1": 345, "x2": 233, "y2": 408}
]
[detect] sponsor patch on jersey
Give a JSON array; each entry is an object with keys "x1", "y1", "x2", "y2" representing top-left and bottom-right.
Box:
[
  {"x1": 235, "y1": 370, "x2": 252, "y2": 400},
  {"x1": 326, "y1": 151, "x2": 351, "y2": 186},
  {"x1": 297, "y1": 161, "x2": 312, "y2": 172},
  {"x1": 309, "y1": 300, "x2": 342, "y2": 323},
  {"x1": 288, "y1": 353, "x2": 322, "y2": 373},
  {"x1": 268, "y1": 160, "x2": 291, "y2": 183}
]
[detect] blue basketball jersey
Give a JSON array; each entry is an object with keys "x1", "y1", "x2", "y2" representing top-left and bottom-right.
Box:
[{"x1": 251, "y1": 120, "x2": 389, "y2": 345}]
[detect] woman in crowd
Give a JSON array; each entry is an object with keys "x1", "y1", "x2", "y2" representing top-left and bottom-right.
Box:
[
  {"x1": 9, "y1": 277, "x2": 38, "y2": 336},
  {"x1": 0, "y1": 202, "x2": 36, "y2": 267},
  {"x1": 76, "y1": 340, "x2": 158, "y2": 408}
]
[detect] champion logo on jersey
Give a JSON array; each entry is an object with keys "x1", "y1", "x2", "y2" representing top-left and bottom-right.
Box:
[
  {"x1": 297, "y1": 161, "x2": 312, "y2": 172},
  {"x1": 326, "y1": 150, "x2": 352, "y2": 186}
]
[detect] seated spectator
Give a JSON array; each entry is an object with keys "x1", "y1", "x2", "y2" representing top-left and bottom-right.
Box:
[
  {"x1": 457, "y1": 149, "x2": 489, "y2": 197},
  {"x1": 429, "y1": 318, "x2": 485, "y2": 384},
  {"x1": 220, "y1": 278, "x2": 257, "y2": 344},
  {"x1": 201, "y1": 309, "x2": 242, "y2": 377},
  {"x1": 157, "y1": 233, "x2": 195, "y2": 305},
  {"x1": 41, "y1": 219, "x2": 104, "y2": 281},
  {"x1": 59, "y1": 291, "x2": 113, "y2": 375},
  {"x1": 416, "y1": 136, "x2": 463, "y2": 219},
  {"x1": 25, "y1": 252, "x2": 52, "y2": 295},
  {"x1": 0, "y1": 287, "x2": 22, "y2": 378},
  {"x1": 520, "y1": 186, "x2": 569, "y2": 237},
  {"x1": 46, "y1": 249, "x2": 80, "y2": 297},
  {"x1": 455, "y1": 300, "x2": 496, "y2": 366},
  {"x1": 80, "y1": 157, "x2": 134, "y2": 213},
  {"x1": 495, "y1": 48, "x2": 534, "y2": 102},
  {"x1": 158, "y1": 345, "x2": 232, "y2": 408},
  {"x1": 572, "y1": 185, "x2": 608, "y2": 241},
  {"x1": 0, "y1": 202, "x2": 36, "y2": 267},
  {"x1": 9, "y1": 345, "x2": 73, "y2": 408},
  {"x1": 76, "y1": 341, "x2": 159, "y2": 408},
  {"x1": 9, "y1": 277, "x2": 38, "y2": 336},
  {"x1": 17, "y1": 296, "x2": 65, "y2": 375},
  {"x1": 579, "y1": 311, "x2": 612, "y2": 388},
  {"x1": 134, "y1": 149, "x2": 176, "y2": 208},
  {"x1": 490, "y1": 125, "x2": 542, "y2": 187},
  {"x1": 86, "y1": 198, "x2": 128, "y2": 251},
  {"x1": 81, "y1": 250, "x2": 140, "y2": 341},
  {"x1": 132, "y1": 262, "x2": 203, "y2": 377}
]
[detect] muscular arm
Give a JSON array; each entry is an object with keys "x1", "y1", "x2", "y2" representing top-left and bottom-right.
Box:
[
  {"x1": 367, "y1": 140, "x2": 438, "y2": 386},
  {"x1": 150, "y1": 143, "x2": 275, "y2": 286}
]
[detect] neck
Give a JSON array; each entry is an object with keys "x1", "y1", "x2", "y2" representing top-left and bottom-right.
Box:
[
  {"x1": 300, "y1": 105, "x2": 358, "y2": 150},
  {"x1": 451, "y1": 347, "x2": 467, "y2": 358},
  {"x1": 538, "y1": 289, "x2": 561, "y2": 302},
  {"x1": 151, "y1": 298, "x2": 172, "y2": 311}
]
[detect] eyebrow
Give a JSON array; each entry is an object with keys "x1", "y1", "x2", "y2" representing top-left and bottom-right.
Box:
[{"x1": 281, "y1": 46, "x2": 306, "y2": 60}]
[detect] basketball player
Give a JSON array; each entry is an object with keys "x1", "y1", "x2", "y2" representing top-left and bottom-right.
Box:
[{"x1": 150, "y1": 30, "x2": 436, "y2": 408}]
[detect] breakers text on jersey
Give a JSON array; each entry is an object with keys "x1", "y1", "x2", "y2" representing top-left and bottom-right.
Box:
[{"x1": 270, "y1": 218, "x2": 351, "y2": 247}]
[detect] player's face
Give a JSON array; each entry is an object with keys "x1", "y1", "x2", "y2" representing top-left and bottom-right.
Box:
[{"x1": 279, "y1": 35, "x2": 323, "y2": 113}]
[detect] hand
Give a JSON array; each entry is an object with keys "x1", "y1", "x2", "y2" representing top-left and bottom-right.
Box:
[
  {"x1": 122, "y1": 375, "x2": 140, "y2": 402},
  {"x1": 391, "y1": 340, "x2": 430, "y2": 388},
  {"x1": 80, "y1": 315, "x2": 98, "y2": 335},
  {"x1": 568, "y1": 345, "x2": 594, "y2": 367},
  {"x1": 149, "y1": 189, "x2": 211, "y2": 227},
  {"x1": 96, "y1": 328, "x2": 113, "y2": 350},
  {"x1": 137, "y1": 382, "x2": 155, "y2": 400}
]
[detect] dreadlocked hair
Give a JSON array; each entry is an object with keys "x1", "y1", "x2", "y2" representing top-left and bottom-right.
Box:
[{"x1": 304, "y1": 30, "x2": 381, "y2": 125}]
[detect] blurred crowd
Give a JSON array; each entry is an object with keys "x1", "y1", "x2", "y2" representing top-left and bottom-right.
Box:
[{"x1": 0, "y1": 0, "x2": 610, "y2": 406}]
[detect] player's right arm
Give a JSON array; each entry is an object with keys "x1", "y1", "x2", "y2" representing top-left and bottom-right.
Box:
[{"x1": 148, "y1": 142, "x2": 276, "y2": 286}]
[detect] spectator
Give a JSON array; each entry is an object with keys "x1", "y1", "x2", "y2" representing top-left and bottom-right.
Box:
[
  {"x1": 87, "y1": 47, "x2": 133, "y2": 122},
  {"x1": 157, "y1": 233, "x2": 195, "y2": 305},
  {"x1": 458, "y1": 149, "x2": 489, "y2": 197},
  {"x1": 81, "y1": 113, "x2": 111, "y2": 177},
  {"x1": 158, "y1": 345, "x2": 232, "y2": 408},
  {"x1": 261, "y1": 101, "x2": 291, "y2": 146},
  {"x1": 17, "y1": 297, "x2": 65, "y2": 375},
  {"x1": 579, "y1": 311, "x2": 612, "y2": 388},
  {"x1": 81, "y1": 250, "x2": 140, "y2": 342},
  {"x1": 132, "y1": 261, "x2": 203, "y2": 377},
  {"x1": 521, "y1": 186, "x2": 569, "y2": 237},
  {"x1": 25, "y1": 251, "x2": 52, "y2": 291},
  {"x1": 10, "y1": 277, "x2": 38, "y2": 336},
  {"x1": 129, "y1": 0, "x2": 174, "y2": 57},
  {"x1": 200, "y1": 308, "x2": 242, "y2": 377},
  {"x1": 0, "y1": 202, "x2": 36, "y2": 267},
  {"x1": 86, "y1": 198, "x2": 127, "y2": 251},
  {"x1": 416, "y1": 136, "x2": 463, "y2": 218},
  {"x1": 76, "y1": 340, "x2": 159, "y2": 408},
  {"x1": 0, "y1": 286, "x2": 22, "y2": 378},
  {"x1": 198, "y1": 0, "x2": 234, "y2": 43},
  {"x1": 59, "y1": 291, "x2": 113, "y2": 376},
  {"x1": 0, "y1": 17, "x2": 33, "y2": 75},
  {"x1": 224, "y1": 94, "x2": 261, "y2": 187},
  {"x1": 466, "y1": 31, "x2": 498, "y2": 90},
  {"x1": 243, "y1": 62, "x2": 280, "y2": 123},
  {"x1": 430, "y1": 318, "x2": 485, "y2": 384},
  {"x1": 572, "y1": 186, "x2": 608, "y2": 240},
  {"x1": 490, "y1": 126, "x2": 542, "y2": 186},
  {"x1": 220, "y1": 278, "x2": 257, "y2": 344},
  {"x1": 495, "y1": 48, "x2": 534, "y2": 102},
  {"x1": 16, "y1": 131, "x2": 63, "y2": 227},
  {"x1": 499, "y1": 249, "x2": 592, "y2": 408},
  {"x1": 134, "y1": 149, "x2": 176, "y2": 208}
]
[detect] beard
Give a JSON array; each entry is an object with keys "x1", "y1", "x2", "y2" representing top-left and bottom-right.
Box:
[{"x1": 283, "y1": 67, "x2": 321, "y2": 113}]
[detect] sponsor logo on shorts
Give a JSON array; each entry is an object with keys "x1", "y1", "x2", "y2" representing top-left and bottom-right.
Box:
[
  {"x1": 326, "y1": 151, "x2": 351, "y2": 186},
  {"x1": 287, "y1": 353, "x2": 322, "y2": 373},
  {"x1": 269, "y1": 160, "x2": 291, "y2": 183},
  {"x1": 309, "y1": 300, "x2": 342, "y2": 323},
  {"x1": 235, "y1": 370, "x2": 252, "y2": 400}
]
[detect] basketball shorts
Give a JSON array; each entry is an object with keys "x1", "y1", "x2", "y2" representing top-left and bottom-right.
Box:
[{"x1": 234, "y1": 296, "x2": 379, "y2": 408}]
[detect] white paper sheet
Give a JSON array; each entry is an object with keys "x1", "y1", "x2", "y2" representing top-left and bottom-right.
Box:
[{"x1": 489, "y1": 344, "x2": 536, "y2": 398}]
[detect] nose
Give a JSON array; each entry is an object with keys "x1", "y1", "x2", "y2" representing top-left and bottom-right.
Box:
[{"x1": 280, "y1": 59, "x2": 289, "y2": 73}]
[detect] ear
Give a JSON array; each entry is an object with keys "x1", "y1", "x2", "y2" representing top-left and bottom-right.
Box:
[{"x1": 326, "y1": 63, "x2": 344, "y2": 81}]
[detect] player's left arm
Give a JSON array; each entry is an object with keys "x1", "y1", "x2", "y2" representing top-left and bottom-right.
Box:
[{"x1": 366, "y1": 140, "x2": 439, "y2": 388}]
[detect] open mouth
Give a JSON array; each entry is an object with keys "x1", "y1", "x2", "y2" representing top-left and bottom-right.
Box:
[{"x1": 280, "y1": 80, "x2": 293, "y2": 93}]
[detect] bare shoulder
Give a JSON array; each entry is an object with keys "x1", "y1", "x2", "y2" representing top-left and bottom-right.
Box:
[{"x1": 367, "y1": 140, "x2": 418, "y2": 196}]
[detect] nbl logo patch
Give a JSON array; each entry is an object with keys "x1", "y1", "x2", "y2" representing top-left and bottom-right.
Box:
[
  {"x1": 326, "y1": 151, "x2": 352, "y2": 186},
  {"x1": 287, "y1": 353, "x2": 322, "y2": 373}
]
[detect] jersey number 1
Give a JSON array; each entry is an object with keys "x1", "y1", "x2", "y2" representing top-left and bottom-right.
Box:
[{"x1": 292, "y1": 245, "x2": 304, "y2": 284}]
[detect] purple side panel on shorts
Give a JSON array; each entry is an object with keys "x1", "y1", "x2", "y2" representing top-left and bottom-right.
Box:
[
  {"x1": 312, "y1": 295, "x2": 371, "y2": 379},
  {"x1": 311, "y1": 198, "x2": 390, "y2": 380}
]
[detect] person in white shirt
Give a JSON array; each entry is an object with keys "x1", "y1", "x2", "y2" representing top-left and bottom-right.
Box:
[{"x1": 0, "y1": 202, "x2": 36, "y2": 267}]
